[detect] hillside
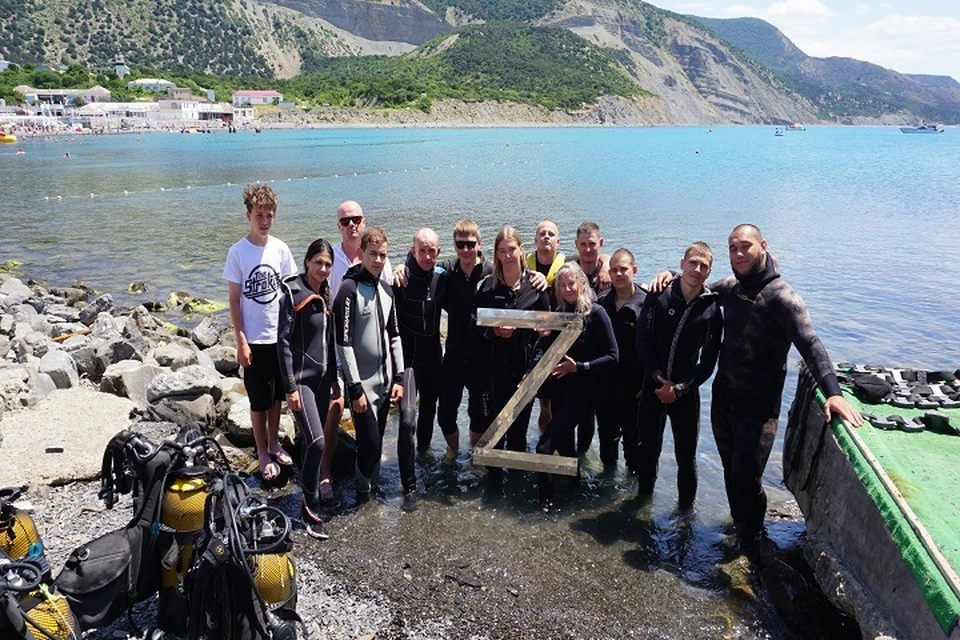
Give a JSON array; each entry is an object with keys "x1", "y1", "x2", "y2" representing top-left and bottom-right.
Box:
[
  {"x1": 1, "y1": 0, "x2": 956, "y2": 124},
  {"x1": 693, "y1": 16, "x2": 960, "y2": 123}
]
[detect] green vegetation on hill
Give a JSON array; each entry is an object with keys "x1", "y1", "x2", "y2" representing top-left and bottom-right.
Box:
[
  {"x1": 3, "y1": 23, "x2": 642, "y2": 112},
  {"x1": 419, "y1": 0, "x2": 562, "y2": 22},
  {"x1": 186, "y1": 23, "x2": 643, "y2": 111}
]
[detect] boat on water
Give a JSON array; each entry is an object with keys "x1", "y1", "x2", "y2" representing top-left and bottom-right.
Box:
[
  {"x1": 785, "y1": 364, "x2": 960, "y2": 639},
  {"x1": 901, "y1": 123, "x2": 945, "y2": 133},
  {"x1": 786, "y1": 123, "x2": 806, "y2": 131},
  {"x1": 0, "y1": 131, "x2": 17, "y2": 144}
]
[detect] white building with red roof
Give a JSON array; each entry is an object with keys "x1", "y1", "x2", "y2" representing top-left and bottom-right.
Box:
[{"x1": 231, "y1": 90, "x2": 283, "y2": 107}]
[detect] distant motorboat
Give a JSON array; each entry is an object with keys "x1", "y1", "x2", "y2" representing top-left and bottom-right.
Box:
[
  {"x1": 774, "y1": 128, "x2": 784, "y2": 137},
  {"x1": 785, "y1": 123, "x2": 806, "y2": 131},
  {"x1": 900, "y1": 123, "x2": 945, "y2": 134}
]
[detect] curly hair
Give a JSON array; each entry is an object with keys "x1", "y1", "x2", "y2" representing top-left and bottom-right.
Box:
[{"x1": 242, "y1": 183, "x2": 277, "y2": 214}]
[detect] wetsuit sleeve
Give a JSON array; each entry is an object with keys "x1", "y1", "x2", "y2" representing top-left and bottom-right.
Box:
[
  {"x1": 334, "y1": 282, "x2": 364, "y2": 400},
  {"x1": 578, "y1": 307, "x2": 618, "y2": 372},
  {"x1": 325, "y1": 301, "x2": 337, "y2": 380},
  {"x1": 276, "y1": 286, "x2": 298, "y2": 395},
  {"x1": 679, "y1": 301, "x2": 722, "y2": 392},
  {"x1": 635, "y1": 293, "x2": 661, "y2": 380},
  {"x1": 386, "y1": 293, "x2": 405, "y2": 384},
  {"x1": 776, "y1": 285, "x2": 843, "y2": 398}
]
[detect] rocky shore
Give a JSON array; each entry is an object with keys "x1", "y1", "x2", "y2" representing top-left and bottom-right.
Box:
[{"x1": 1, "y1": 270, "x2": 856, "y2": 640}]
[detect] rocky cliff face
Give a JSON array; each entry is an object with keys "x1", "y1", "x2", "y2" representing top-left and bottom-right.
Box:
[{"x1": 542, "y1": 0, "x2": 818, "y2": 124}]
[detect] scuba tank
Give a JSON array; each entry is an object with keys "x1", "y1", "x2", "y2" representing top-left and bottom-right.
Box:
[
  {"x1": 157, "y1": 434, "x2": 214, "y2": 635},
  {"x1": 0, "y1": 488, "x2": 49, "y2": 580},
  {"x1": 244, "y1": 503, "x2": 296, "y2": 613},
  {"x1": 0, "y1": 551, "x2": 79, "y2": 640}
]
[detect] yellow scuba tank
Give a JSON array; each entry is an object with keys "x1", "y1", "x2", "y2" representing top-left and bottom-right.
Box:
[
  {"x1": 0, "y1": 488, "x2": 49, "y2": 578},
  {"x1": 250, "y1": 551, "x2": 296, "y2": 610},
  {"x1": 21, "y1": 585, "x2": 80, "y2": 640},
  {"x1": 158, "y1": 471, "x2": 209, "y2": 633}
]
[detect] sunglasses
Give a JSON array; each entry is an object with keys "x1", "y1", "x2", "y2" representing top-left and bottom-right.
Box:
[
  {"x1": 455, "y1": 240, "x2": 477, "y2": 250},
  {"x1": 338, "y1": 216, "x2": 363, "y2": 227}
]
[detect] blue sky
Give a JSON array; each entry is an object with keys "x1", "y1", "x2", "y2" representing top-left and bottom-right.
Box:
[{"x1": 649, "y1": 0, "x2": 960, "y2": 80}]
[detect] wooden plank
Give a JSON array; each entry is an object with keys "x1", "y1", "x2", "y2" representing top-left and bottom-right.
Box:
[
  {"x1": 473, "y1": 448, "x2": 578, "y2": 476},
  {"x1": 476, "y1": 308, "x2": 580, "y2": 331},
  {"x1": 472, "y1": 309, "x2": 583, "y2": 475}
]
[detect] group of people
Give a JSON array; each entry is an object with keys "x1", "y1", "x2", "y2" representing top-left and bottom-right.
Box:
[{"x1": 223, "y1": 182, "x2": 862, "y2": 546}]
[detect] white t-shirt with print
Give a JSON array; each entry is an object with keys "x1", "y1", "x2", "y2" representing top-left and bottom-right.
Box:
[{"x1": 222, "y1": 235, "x2": 297, "y2": 344}]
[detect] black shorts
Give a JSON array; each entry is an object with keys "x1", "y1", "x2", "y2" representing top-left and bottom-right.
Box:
[{"x1": 243, "y1": 343, "x2": 284, "y2": 411}]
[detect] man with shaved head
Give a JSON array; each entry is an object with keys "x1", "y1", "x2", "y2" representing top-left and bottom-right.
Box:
[
  {"x1": 329, "y1": 200, "x2": 392, "y2": 300},
  {"x1": 652, "y1": 224, "x2": 862, "y2": 547},
  {"x1": 393, "y1": 228, "x2": 447, "y2": 500}
]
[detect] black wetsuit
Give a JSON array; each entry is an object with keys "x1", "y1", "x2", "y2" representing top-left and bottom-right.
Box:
[
  {"x1": 595, "y1": 284, "x2": 647, "y2": 468},
  {"x1": 535, "y1": 304, "x2": 618, "y2": 503},
  {"x1": 437, "y1": 256, "x2": 492, "y2": 438},
  {"x1": 394, "y1": 252, "x2": 446, "y2": 453},
  {"x1": 277, "y1": 274, "x2": 337, "y2": 501},
  {"x1": 473, "y1": 271, "x2": 550, "y2": 452},
  {"x1": 569, "y1": 258, "x2": 603, "y2": 453},
  {"x1": 709, "y1": 254, "x2": 841, "y2": 539},
  {"x1": 635, "y1": 279, "x2": 721, "y2": 506}
]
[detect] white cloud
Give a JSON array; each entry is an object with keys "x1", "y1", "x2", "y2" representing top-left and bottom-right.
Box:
[
  {"x1": 725, "y1": 0, "x2": 835, "y2": 23},
  {"x1": 800, "y1": 15, "x2": 960, "y2": 77},
  {"x1": 856, "y1": 3, "x2": 871, "y2": 12}
]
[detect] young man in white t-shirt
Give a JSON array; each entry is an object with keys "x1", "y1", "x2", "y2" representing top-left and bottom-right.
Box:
[{"x1": 223, "y1": 183, "x2": 298, "y2": 482}]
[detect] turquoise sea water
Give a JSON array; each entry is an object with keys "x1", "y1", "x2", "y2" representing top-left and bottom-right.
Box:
[{"x1": 4, "y1": 126, "x2": 959, "y2": 636}]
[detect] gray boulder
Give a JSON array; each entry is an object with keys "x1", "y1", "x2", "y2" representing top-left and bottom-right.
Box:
[
  {"x1": 49, "y1": 322, "x2": 88, "y2": 340},
  {"x1": 45, "y1": 304, "x2": 81, "y2": 323},
  {"x1": 153, "y1": 340, "x2": 200, "y2": 370},
  {"x1": 79, "y1": 294, "x2": 114, "y2": 326},
  {"x1": 0, "y1": 314, "x2": 13, "y2": 335},
  {"x1": 95, "y1": 338, "x2": 144, "y2": 375},
  {"x1": 0, "y1": 279, "x2": 32, "y2": 304},
  {"x1": 0, "y1": 336, "x2": 9, "y2": 360},
  {"x1": 39, "y1": 350, "x2": 79, "y2": 389},
  {"x1": 223, "y1": 392, "x2": 253, "y2": 445},
  {"x1": 204, "y1": 345, "x2": 239, "y2": 376},
  {"x1": 49, "y1": 286, "x2": 89, "y2": 305},
  {"x1": 100, "y1": 360, "x2": 167, "y2": 407},
  {"x1": 12, "y1": 304, "x2": 38, "y2": 324},
  {"x1": 145, "y1": 393, "x2": 216, "y2": 430},
  {"x1": 91, "y1": 312, "x2": 122, "y2": 340},
  {"x1": 0, "y1": 366, "x2": 30, "y2": 411},
  {"x1": 190, "y1": 317, "x2": 220, "y2": 349},
  {"x1": 146, "y1": 365, "x2": 221, "y2": 403},
  {"x1": 11, "y1": 331, "x2": 50, "y2": 359},
  {"x1": 25, "y1": 372, "x2": 58, "y2": 404}
]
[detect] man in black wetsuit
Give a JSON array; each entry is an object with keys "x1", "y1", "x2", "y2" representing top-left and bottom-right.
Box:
[
  {"x1": 595, "y1": 248, "x2": 646, "y2": 470},
  {"x1": 393, "y1": 228, "x2": 446, "y2": 457},
  {"x1": 635, "y1": 242, "x2": 721, "y2": 509},
  {"x1": 691, "y1": 224, "x2": 862, "y2": 543},
  {"x1": 436, "y1": 220, "x2": 492, "y2": 459}
]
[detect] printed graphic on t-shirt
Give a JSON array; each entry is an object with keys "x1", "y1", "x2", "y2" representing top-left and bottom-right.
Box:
[{"x1": 243, "y1": 264, "x2": 282, "y2": 304}]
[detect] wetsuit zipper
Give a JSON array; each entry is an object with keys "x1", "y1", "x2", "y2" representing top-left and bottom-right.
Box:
[{"x1": 665, "y1": 298, "x2": 696, "y2": 380}]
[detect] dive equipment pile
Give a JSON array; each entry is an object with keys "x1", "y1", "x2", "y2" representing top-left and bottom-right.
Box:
[{"x1": 2, "y1": 427, "x2": 303, "y2": 639}]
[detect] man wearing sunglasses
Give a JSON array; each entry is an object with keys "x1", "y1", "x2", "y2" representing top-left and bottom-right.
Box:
[{"x1": 329, "y1": 200, "x2": 393, "y2": 300}]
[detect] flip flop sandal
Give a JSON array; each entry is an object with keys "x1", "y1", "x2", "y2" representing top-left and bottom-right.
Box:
[
  {"x1": 260, "y1": 461, "x2": 281, "y2": 482},
  {"x1": 271, "y1": 450, "x2": 294, "y2": 467}
]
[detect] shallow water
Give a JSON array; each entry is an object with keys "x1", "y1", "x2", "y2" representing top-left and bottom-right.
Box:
[{"x1": 5, "y1": 126, "x2": 959, "y2": 637}]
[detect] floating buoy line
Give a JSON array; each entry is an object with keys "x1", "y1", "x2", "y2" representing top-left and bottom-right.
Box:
[{"x1": 36, "y1": 147, "x2": 698, "y2": 202}]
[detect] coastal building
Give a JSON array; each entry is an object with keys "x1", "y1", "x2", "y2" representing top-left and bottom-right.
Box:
[
  {"x1": 14, "y1": 85, "x2": 113, "y2": 115},
  {"x1": 231, "y1": 90, "x2": 283, "y2": 106},
  {"x1": 126, "y1": 78, "x2": 177, "y2": 93},
  {"x1": 0, "y1": 59, "x2": 11, "y2": 72}
]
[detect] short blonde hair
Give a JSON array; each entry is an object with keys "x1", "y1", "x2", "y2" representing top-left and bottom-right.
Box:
[{"x1": 453, "y1": 219, "x2": 481, "y2": 242}]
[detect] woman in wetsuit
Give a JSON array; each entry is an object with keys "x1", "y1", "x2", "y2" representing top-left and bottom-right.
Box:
[
  {"x1": 473, "y1": 226, "x2": 550, "y2": 453},
  {"x1": 535, "y1": 262, "x2": 618, "y2": 507},
  {"x1": 278, "y1": 238, "x2": 342, "y2": 531}
]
